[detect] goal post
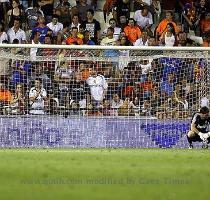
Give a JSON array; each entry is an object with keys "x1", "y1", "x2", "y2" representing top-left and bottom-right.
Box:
[{"x1": 0, "y1": 44, "x2": 209, "y2": 148}]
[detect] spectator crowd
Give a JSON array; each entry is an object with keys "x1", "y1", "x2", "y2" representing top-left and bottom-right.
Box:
[
  {"x1": 0, "y1": 0, "x2": 209, "y2": 46},
  {"x1": 0, "y1": 0, "x2": 209, "y2": 118}
]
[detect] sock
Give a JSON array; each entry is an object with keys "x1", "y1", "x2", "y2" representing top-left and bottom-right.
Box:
[{"x1": 187, "y1": 135, "x2": 193, "y2": 145}]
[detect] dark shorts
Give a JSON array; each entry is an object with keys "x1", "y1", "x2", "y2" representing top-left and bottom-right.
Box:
[{"x1": 190, "y1": 133, "x2": 210, "y2": 144}]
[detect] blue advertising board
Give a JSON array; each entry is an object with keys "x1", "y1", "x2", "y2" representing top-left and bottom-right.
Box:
[{"x1": 0, "y1": 116, "x2": 192, "y2": 148}]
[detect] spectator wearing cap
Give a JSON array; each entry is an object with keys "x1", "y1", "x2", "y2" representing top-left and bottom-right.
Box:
[
  {"x1": 82, "y1": 9, "x2": 101, "y2": 44},
  {"x1": 47, "y1": 15, "x2": 63, "y2": 36},
  {"x1": 7, "y1": 18, "x2": 26, "y2": 43},
  {"x1": 66, "y1": 26, "x2": 83, "y2": 45},
  {"x1": 124, "y1": 18, "x2": 141, "y2": 45}
]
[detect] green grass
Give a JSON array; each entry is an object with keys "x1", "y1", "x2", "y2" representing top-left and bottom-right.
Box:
[{"x1": 0, "y1": 149, "x2": 210, "y2": 200}]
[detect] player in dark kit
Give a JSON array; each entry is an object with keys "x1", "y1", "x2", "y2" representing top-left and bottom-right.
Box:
[{"x1": 187, "y1": 106, "x2": 210, "y2": 149}]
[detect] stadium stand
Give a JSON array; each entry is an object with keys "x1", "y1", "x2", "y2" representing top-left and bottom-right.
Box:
[{"x1": 0, "y1": 0, "x2": 209, "y2": 118}]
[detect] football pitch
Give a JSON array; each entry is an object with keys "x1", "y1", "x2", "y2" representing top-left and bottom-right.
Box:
[{"x1": 0, "y1": 149, "x2": 209, "y2": 200}]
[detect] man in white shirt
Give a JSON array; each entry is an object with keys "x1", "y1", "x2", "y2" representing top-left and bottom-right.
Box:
[
  {"x1": 70, "y1": 14, "x2": 81, "y2": 30},
  {"x1": 133, "y1": 6, "x2": 153, "y2": 30},
  {"x1": 30, "y1": 32, "x2": 41, "y2": 61},
  {"x1": 139, "y1": 59, "x2": 152, "y2": 82},
  {"x1": 29, "y1": 79, "x2": 47, "y2": 114},
  {"x1": 134, "y1": 30, "x2": 149, "y2": 46},
  {"x1": 201, "y1": 96, "x2": 210, "y2": 108},
  {"x1": 86, "y1": 69, "x2": 108, "y2": 107},
  {"x1": 101, "y1": 27, "x2": 118, "y2": 57},
  {"x1": 101, "y1": 27, "x2": 117, "y2": 46},
  {"x1": 102, "y1": 18, "x2": 121, "y2": 40},
  {"x1": 47, "y1": 15, "x2": 63, "y2": 36},
  {"x1": 0, "y1": 23, "x2": 8, "y2": 43},
  {"x1": 7, "y1": 19, "x2": 27, "y2": 43},
  {"x1": 111, "y1": 94, "x2": 124, "y2": 109},
  {"x1": 111, "y1": 93, "x2": 124, "y2": 116}
]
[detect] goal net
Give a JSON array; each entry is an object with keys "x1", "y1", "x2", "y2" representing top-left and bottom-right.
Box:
[{"x1": 0, "y1": 44, "x2": 209, "y2": 148}]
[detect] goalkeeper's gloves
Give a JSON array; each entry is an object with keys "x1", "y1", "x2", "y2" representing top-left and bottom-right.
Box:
[{"x1": 198, "y1": 132, "x2": 209, "y2": 141}]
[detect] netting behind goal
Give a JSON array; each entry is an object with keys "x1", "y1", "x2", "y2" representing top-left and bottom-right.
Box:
[{"x1": 0, "y1": 45, "x2": 209, "y2": 148}]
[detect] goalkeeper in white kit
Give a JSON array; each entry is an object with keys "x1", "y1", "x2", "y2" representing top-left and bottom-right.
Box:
[{"x1": 187, "y1": 106, "x2": 210, "y2": 149}]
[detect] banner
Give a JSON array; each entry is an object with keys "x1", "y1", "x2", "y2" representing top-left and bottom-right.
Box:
[{"x1": 0, "y1": 116, "x2": 191, "y2": 148}]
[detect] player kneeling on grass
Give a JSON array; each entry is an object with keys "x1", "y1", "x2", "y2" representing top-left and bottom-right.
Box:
[{"x1": 187, "y1": 106, "x2": 210, "y2": 149}]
